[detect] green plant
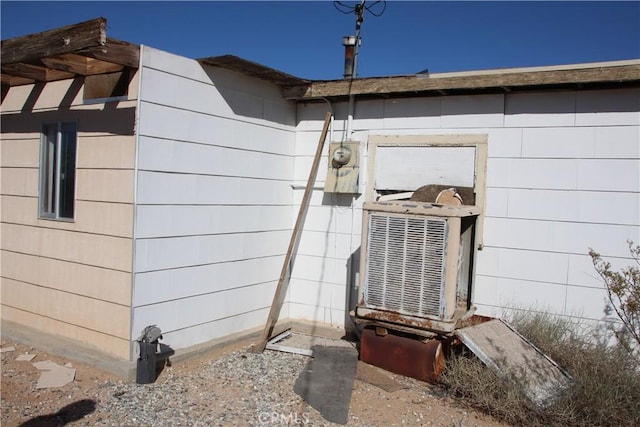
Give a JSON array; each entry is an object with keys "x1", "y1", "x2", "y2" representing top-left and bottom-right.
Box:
[{"x1": 589, "y1": 241, "x2": 640, "y2": 355}]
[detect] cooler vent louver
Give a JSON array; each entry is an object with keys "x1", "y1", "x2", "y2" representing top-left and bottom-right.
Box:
[{"x1": 364, "y1": 213, "x2": 448, "y2": 318}]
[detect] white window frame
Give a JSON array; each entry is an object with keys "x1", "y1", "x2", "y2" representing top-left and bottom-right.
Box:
[
  {"x1": 366, "y1": 134, "x2": 488, "y2": 250},
  {"x1": 39, "y1": 121, "x2": 77, "y2": 221}
]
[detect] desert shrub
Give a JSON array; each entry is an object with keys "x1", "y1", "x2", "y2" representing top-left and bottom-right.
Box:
[
  {"x1": 589, "y1": 241, "x2": 640, "y2": 357},
  {"x1": 442, "y1": 311, "x2": 640, "y2": 427}
]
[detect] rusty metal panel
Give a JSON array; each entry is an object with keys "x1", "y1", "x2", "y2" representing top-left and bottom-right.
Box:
[
  {"x1": 359, "y1": 327, "x2": 445, "y2": 384},
  {"x1": 456, "y1": 319, "x2": 572, "y2": 408}
]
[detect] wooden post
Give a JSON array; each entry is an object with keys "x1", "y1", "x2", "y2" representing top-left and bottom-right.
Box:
[{"x1": 252, "y1": 111, "x2": 332, "y2": 353}]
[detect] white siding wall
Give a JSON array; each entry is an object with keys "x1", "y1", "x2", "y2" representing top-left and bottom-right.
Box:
[
  {"x1": 291, "y1": 88, "x2": 640, "y2": 328},
  {"x1": 132, "y1": 47, "x2": 296, "y2": 349}
]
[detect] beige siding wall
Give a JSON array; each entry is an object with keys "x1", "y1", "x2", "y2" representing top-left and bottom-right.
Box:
[{"x1": 1, "y1": 75, "x2": 138, "y2": 360}]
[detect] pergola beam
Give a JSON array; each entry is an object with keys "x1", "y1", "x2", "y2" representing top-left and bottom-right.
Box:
[
  {"x1": 1, "y1": 63, "x2": 74, "y2": 82},
  {"x1": 1, "y1": 18, "x2": 107, "y2": 66},
  {"x1": 40, "y1": 53, "x2": 124, "y2": 76}
]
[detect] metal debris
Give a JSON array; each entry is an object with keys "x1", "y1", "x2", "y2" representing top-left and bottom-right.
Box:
[{"x1": 455, "y1": 319, "x2": 572, "y2": 408}]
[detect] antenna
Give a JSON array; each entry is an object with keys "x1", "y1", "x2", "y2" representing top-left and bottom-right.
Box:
[{"x1": 334, "y1": 1, "x2": 386, "y2": 79}]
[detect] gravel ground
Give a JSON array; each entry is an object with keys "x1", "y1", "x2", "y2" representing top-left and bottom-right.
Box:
[{"x1": 1, "y1": 337, "x2": 507, "y2": 427}]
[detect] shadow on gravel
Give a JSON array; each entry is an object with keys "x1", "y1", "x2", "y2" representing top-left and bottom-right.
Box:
[
  {"x1": 18, "y1": 399, "x2": 96, "y2": 427},
  {"x1": 294, "y1": 345, "x2": 358, "y2": 425}
]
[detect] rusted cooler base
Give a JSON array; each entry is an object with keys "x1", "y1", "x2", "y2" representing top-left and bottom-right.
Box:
[{"x1": 359, "y1": 327, "x2": 445, "y2": 384}]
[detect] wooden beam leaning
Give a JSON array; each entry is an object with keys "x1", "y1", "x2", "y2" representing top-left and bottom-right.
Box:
[
  {"x1": 251, "y1": 111, "x2": 333, "y2": 353},
  {"x1": 1, "y1": 17, "x2": 107, "y2": 66}
]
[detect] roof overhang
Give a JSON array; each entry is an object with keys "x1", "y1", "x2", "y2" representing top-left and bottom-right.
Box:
[
  {"x1": 1, "y1": 18, "x2": 140, "y2": 87},
  {"x1": 283, "y1": 59, "x2": 640, "y2": 101},
  {"x1": 198, "y1": 55, "x2": 311, "y2": 87}
]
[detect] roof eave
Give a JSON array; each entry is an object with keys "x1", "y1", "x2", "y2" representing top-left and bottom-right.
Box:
[{"x1": 283, "y1": 60, "x2": 640, "y2": 101}]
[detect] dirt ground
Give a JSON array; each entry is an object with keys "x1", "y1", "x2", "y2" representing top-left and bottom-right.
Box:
[{"x1": 1, "y1": 337, "x2": 507, "y2": 426}]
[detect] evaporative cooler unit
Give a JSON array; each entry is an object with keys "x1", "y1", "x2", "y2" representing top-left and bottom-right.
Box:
[{"x1": 355, "y1": 201, "x2": 480, "y2": 382}]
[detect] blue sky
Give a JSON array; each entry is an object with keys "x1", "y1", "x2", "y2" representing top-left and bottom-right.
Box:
[{"x1": 1, "y1": 1, "x2": 639, "y2": 80}]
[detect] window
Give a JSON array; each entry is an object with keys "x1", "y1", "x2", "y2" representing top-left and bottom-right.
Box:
[{"x1": 39, "y1": 122, "x2": 77, "y2": 220}]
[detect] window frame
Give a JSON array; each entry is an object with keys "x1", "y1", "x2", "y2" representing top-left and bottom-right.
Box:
[
  {"x1": 38, "y1": 121, "x2": 78, "y2": 221},
  {"x1": 366, "y1": 134, "x2": 488, "y2": 250}
]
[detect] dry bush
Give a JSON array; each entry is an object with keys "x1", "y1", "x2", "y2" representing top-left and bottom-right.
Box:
[{"x1": 442, "y1": 312, "x2": 640, "y2": 427}]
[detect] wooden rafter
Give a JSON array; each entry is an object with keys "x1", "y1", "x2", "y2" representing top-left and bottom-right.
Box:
[
  {"x1": 1, "y1": 18, "x2": 107, "y2": 66},
  {"x1": 1, "y1": 63, "x2": 74, "y2": 82},
  {"x1": 1, "y1": 19, "x2": 140, "y2": 88},
  {"x1": 40, "y1": 53, "x2": 124, "y2": 76},
  {"x1": 76, "y1": 38, "x2": 140, "y2": 69},
  {"x1": 0, "y1": 73, "x2": 35, "y2": 86}
]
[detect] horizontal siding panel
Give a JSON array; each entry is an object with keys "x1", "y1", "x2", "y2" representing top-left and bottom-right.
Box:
[
  {"x1": 2, "y1": 196, "x2": 133, "y2": 238},
  {"x1": 290, "y1": 254, "x2": 350, "y2": 287},
  {"x1": 76, "y1": 169, "x2": 135, "y2": 203},
  {"x1": 136, "y1": 171, "x2": 291, "y2": 205},
  {"x1": 1, "y1": 305, "x2": 130, "y2": 360},
  {"x1": 483, "y1": 217, "x2": 640, "y2": 258},
  {"x1": 142, "y1": 47, "x2": 212, "y2": 84},
  {"x1": 485, "y1": 187, "x2": 509, "y2": 217},
  {"x1": 486, "y1": 158, "x2": 578, "y2": 189},
  {"x1": 577, "y1": 159, "x2": 639, "y2": 192},
  {"x1": 155, "y1": 306, "x2": 271, "y2": 350},
  {"x1": 2, "y1": 278, "x2": 130, "y2": 338},
  {"x1": 1, "y1": 167, "x2": 38, "y2": 197},
  {"x1": 293, "y1": 188, "x2": 363, "y2": 208},
  {"x1": 133, "y1": 255, "x2": 283, "y2": 306},
  {"x1": 140, "y1": 67, "x2": 233, "y2": 117},
  {"x1": 132, "y1": 281, "x2": 276, "y2": 334},
  {"x1": 138, "y1": 102, "x2": 294, "y2": 155},
  {"x1": 288, "y1": 302, "x2": 345, "y2": 326},
  {"x1": 477, "y1": 276, "x2": 567, "y2": 314},
  {"x1": 487, "y1": 128, "x2": 523, "y2": 158},
  {"x1": 297, "y1": 229, "x2": 356, "y2": 260},
  {"x1": 1, "y1": 223, "x2": 132, "y2": 272},
  {"x1": 76, "y1": 135, "x2": 136, "y2": 169},
  {"x1": 577, "y1": 191, "x2": 639, "y2": 225},
  {"x1": 134, "y1": 229, "x2": 289, "y2": 272},
  {"x1": 1, "y1": 103, "x2": 137, "y2": 137},
  {"x1": 504, "y1": 91, "x2": 576, "y2": 128},
  {"x1": 301, "y1": 204, "x2": 362, "y2": 235},
  {"x1": 289, "y1": 279, "x2": 346, "y2": 309},
  {"x1": 506, "y1": 189, "x2": 639, "y2": 225},
  {"x1": 137, "y1": 136, "x2": 293, "y2": 181},
  {"x1": 352, "y1": 99, "x2": 384, "y2": 130},
  {"x1": 564, "y1": 285, "x2": 611, "y2": 320},
  {"x1": 476, "y1": 247, "x2": 570, "y2": 285},
  {"x1": 521, "y1": 127, "x2": 596, "y2": 158},
  {"x1": 1, "y1": 250, "x2": 131, "y2": 306},
  {"x1": 567, "y1": 253, "x2": 610, "y2": 289},
  {"x1": 576, "y1": 88, "x2": 640, "y2": 126},
  {"x1": 594, "y1": 126, "x2": 640, "y2": 158},
  {"x1": 441, "y1": 94, "x2": 504, "y2": 128},
  {"x1": 294, "y1": 155, "x2": 329, "y2": 183},
  {"x1": 382, "y1": 97, "x2": 441, "y2": 129},
  {"x1": 1, "y1": 138, "x2": 39, "y2": 167},
  {"x1": 1, "y1": 79, "x2": 81, "y2": 112},
  {"x1": 135, "y1": 205, "x2": 291, "y2": 238}
]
